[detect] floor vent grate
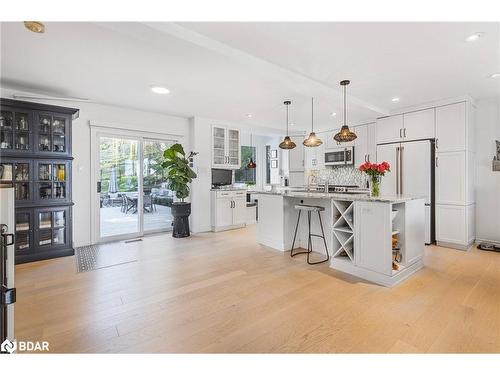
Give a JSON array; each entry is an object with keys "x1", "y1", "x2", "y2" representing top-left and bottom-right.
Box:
[{"x1": 75, "y1": 244, "x2": 137, "y2": 273}]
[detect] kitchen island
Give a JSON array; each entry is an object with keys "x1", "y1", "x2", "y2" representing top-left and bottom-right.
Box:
[{"x1": 256, "y1": 191, "x2": 425, "y2": 286}]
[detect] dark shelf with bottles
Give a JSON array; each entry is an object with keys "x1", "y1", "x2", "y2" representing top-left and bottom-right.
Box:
[{"x1": 0, "y1": 98, "x2": 78, "y2": 264}]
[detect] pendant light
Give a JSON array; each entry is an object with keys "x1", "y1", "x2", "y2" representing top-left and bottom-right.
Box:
[
  {"x1": 303, "y1": 97, "x2": 323, "y2": 147},
  {"x1": 247, "y1": 134, "x2": 256, "y2": 169},
  {"x1": 279, "y1": 100, "x2": 296, "y2": 150},
  {"x1": 334, "y1": 80, "x2": 357, "y2": 143}
]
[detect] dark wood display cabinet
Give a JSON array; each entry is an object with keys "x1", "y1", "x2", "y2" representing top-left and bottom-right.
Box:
[{"x1": 0, "y1": 98, "x2": 79, "y2": 264}]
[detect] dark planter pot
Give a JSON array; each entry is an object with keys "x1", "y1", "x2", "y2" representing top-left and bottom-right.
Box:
[{"x1": 171, "y1": 202, "x2": 191, "y2": 238}]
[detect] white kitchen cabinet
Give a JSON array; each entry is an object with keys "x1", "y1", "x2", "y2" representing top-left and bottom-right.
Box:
[
  {"x1": 353, "y1": 123, "x2": 376, "y2": 166},
  {"x1": 376, "y1": 115, "x2": 403, "y2": 144},
  {"x1": 436, "y1": 204, "x2": 466, "y2": 248},
  {"x1": 435, "y1": 151, "x2": 465, "y2": 205},
  {"x1": 435, "y1": 102, "x2": 466, "y2": 152},
  {"x1": 211, "y1": 190, "x2": 247, "y2": 231},
  {"x1": 211, "y1": 125, "x2": 240, "y2": 169},
  {"x1": 287, "y1": 136, "x2": 305, "y2": 172},
  {"x1": 403, "y1": 108, "x2": 435, "y2": 141}
]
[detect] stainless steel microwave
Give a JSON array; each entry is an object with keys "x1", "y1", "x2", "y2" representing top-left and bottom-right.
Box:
[{"x1": 325, "y1": 147, "x2": 354, "y2": 166}]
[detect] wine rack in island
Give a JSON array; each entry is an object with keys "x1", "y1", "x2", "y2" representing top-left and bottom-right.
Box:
[{"x1": 0, "y1": 98, "x2": 79, "y2": 264}]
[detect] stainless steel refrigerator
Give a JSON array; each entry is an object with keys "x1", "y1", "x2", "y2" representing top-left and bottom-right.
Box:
[
  {"x1": 377, "y1": 140, "x2": 435, "y2": 244},
  {"x1": 1, "y1": 187, "x2": 16, "y2": 343}
]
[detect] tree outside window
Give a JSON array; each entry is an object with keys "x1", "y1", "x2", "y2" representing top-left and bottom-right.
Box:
[{"x1": 234, "y1": 146, "x2": 256, "y2": 184}]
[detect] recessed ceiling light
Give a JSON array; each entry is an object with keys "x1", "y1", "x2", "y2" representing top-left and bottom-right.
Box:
[
  {"x1": 151, "y1": 86, "x2": 170, "y2": 94},
  {"x1": 290, "y1": 122, "x2": 295, "y2": 126},
  {"x1": 330, "y1": 112, "x2": 337, "y2": 117},
  {"x1": 391, "y1": 97, "x2": 400, "y2": 103},
  {"x1": 24, "y1": 21, "x2": 45, "y2": 34},
  {"x1": 488, "y1": 72, "x2": 500, "y2": 79},
  {"x1": 246, "y1": 113, "x2": 253, "y2": 118},
  {"x1": 465, "y1": 32, "x2": 484, "y2": 42}
]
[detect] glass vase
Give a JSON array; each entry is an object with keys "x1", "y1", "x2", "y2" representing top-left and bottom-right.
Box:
[{"x1": 369, "y1": 175, "x2": 381, "y2": 197}]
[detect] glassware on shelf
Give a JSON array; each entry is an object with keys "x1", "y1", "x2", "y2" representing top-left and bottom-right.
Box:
[
  {"x1": 54, "y1": 211, "x2": 65, "y2": 227},
  {"x1": 39, "y1": 164, "x2": 52, "y2": 180},
  {"x1": 54, "y1": 182, "x2": 66, "y2": 199},
  {"x1": 53, "y1": 135, "x2": 65, "y2": 152},
  {"x1": 15, "y1": 133, "x2": 29, "y2": 150},
  {"x1": 39, "y1": 134, "x2": 51, "y2": 151},
  {"x1": 38, "y1": 182, "x2": 52, "y2": 199},
  {"x1": 0, "y1": 111, "x2": 13, "y2": 130},
  {"x1": 39, "y1": 116, "x2": 51, "y2": 133},
  {"x1": 52, "y1": 117, "x2": 65, "y2": 134},
  {"x1": 15, "y1": 182, "x2": 29, "y2": 200},
  {"x1": 15, "y1": 163, "x2": 29, "y2": 181},
  {"x1": 0, "y1": 130, "x2": 13, "y2": 149},
  {"x1": 15, "y1": 113, "x2": 29, "y2": 131},
  {"x1": 55, "y1": 164, "x2": 65, "y2": 181},
  {"x1": 16, "y1": 213, "x2": 30, "y2": 231},
  {"x1": 0, "y1": 164, "x2": 13, "y2": 181}
]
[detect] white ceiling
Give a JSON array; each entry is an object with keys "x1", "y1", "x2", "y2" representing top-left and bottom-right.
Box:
[{"x1": 1, "y1": 22, "x2": 499, "y2": 133}]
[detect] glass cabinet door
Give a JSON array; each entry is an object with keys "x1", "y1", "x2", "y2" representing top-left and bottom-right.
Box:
[
  {"x1": 14, "y1": 112, "x2": 30, "y2": 151},
  {"x1": 35, "y1": 208, "x2": 69, "y2": 249},
  {"x1": 35, "y1": 161, "x2": 69, "y2": 202},
  {"x1": 0, "y1": 161, "x2": 31, "y2": 203},
  {"x1": 212, "y1": 126, "x2": 226, "y2": 165},
  {"x1": 0, "y1": 110, "x2": 14, "y2": 150},
  {"x1": 36, "y1": 112, "x2": 69, "y2": 155},
  {"x1": 227, "y1": 129, "x2": 240, "y2": 167},
  {"x1": 15, "y1": 211, "x2": 32, "y2": 253}
]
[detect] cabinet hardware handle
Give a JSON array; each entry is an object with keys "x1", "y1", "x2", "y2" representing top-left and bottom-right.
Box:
[
  {"x1": 436, "y1": 156, "x2": 438, "y2": 167},
  {"x1": 400, "y1": 146, "x2": 404, "y2": 194},
  {"x1": 403, "y1": 128, "x2": 407, "y2": 138},
  {"x1": 396, "y1": 147, "x2": 400, "y2": 195},
  {"x1": 399, "y1": 128, "x2": 402, "y2": 138},
  {"x1": 436, "y1": 139, "x2": 438, "y2": 149}
]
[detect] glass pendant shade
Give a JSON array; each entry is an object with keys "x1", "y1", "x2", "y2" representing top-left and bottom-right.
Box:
[
  {"x1": 279, "y1": 136, "x2": 296, "y2": 149},
  {"x1": 279, "y1": 100, "x2": 296, "y2": 150},
  {"x1": 303, "y1": 132, "x2": 323, "y2": 147},
  {"x1": 333, "y1": 80, "x2": 357, "y2": 143},
  {"x1": 303, "y1": 97, "x2": 323, "y2": 147},
  {"x1": 334, "y1": 125, "x2": 357, "y2": 142}
]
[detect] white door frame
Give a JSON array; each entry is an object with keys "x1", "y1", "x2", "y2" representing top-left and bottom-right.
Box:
[{"x1": 90, "y1": 125, "x2": 180, "y2": 244}]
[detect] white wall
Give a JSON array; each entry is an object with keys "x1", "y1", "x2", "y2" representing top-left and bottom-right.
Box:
[
  {"x1": 475, "y1": 97, "x2": 500, "y2": 243},
  {"x1": 1, "y1": 88, "x2": 190, "y2": 247}
]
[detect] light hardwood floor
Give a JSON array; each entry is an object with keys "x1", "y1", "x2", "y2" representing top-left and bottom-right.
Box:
[{"x1": 14, "y1": 225, "x2": 500, "y2": 353}]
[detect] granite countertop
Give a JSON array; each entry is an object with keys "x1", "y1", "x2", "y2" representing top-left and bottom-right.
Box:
[
  {"x1": 255, "y1": 190, "x2": 422, "y2": 203},
  {"x1": 210, "y1": 187, "x2": 248, "y2": 191}
]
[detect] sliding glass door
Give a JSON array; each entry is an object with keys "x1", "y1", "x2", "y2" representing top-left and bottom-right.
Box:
[{"x1": 94, "y1": 131, "x2": 175, "y2": 242}]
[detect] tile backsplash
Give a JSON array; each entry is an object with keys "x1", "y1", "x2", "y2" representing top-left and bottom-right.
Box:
[{"x1": 308, "y1": 166, "x2": 368, "y2": 188}]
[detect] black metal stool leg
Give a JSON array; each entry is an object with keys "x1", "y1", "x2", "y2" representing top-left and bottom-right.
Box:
[
  {"x1": 291, "y1": 210, "x2": 307, "y2": 257},
  {"x1": 307, "y1": 210, "x2": 330, "y2": 265}
]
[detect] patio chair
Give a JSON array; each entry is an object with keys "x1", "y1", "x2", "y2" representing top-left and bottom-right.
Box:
[
  {"x1": 143, "y1": 194, "x2": 154, "y2": 213},
  {"x1": 125, "y1": 195, "x2": 137, "y2": 214}
]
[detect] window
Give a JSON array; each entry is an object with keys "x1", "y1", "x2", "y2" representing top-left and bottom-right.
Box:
[
  {"x1": 234, "y1": 145, "x2": 256, "y2": 184},
  {"x1": 265, "y1": 145, "x2": 271, "y2": 184}
]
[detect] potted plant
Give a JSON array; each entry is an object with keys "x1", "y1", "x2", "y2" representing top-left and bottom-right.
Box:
[
  {"x1": 161, "y1": 143, "x2": 197, "y2": 238},
  {"x1": 358, "y1": 161, "x2": 391, "y2": 197}
]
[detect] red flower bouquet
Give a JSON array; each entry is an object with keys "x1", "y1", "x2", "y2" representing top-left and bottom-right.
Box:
[{"x1": 358, "y1": 161, "x2": 391, "y2": 197}]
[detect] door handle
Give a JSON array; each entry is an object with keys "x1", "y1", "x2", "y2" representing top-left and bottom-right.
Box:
[
  {"x1": 97, "y1": 181, "x2": 102, "y2": 193},
  {"x1": 396, "y1": 147, "x2": 400, "y2": 195},
  {"x1": 400, "y1": 146, "x2": 404, "y2": 195}
]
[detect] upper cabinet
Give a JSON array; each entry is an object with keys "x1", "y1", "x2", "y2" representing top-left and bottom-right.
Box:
[
  {"x1": 377, "y1": 109, "x2": 435, "y2": 144},
  {"x1": 0, "y1": 99, "x2": 77, "y2": 158},
  {"x1": 211, "y1": 125, "x2": 240, "y2": 169},
  {"x1": 403, "y1": 108, "x2": 435, "y2": 141},
  {"x1": 376, "y1": 115, "x2": 403, "y2": 144},
  {"x1": 35, "y1": 111, "x2": 72, "y2": 156},
  {"x1": 354, "y1": 123, "x2": 376, "y2": 166},
  {"x1": 435, "y1": 102, "x2": 467, "y2": 152},
  {"x1": 0, "y1": 107, "x2": 32, "y2": 153}
]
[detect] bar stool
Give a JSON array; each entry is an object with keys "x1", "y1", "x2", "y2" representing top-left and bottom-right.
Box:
[{"x1": 290, "y1": 204, "x2": 329, "y2": 265}]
